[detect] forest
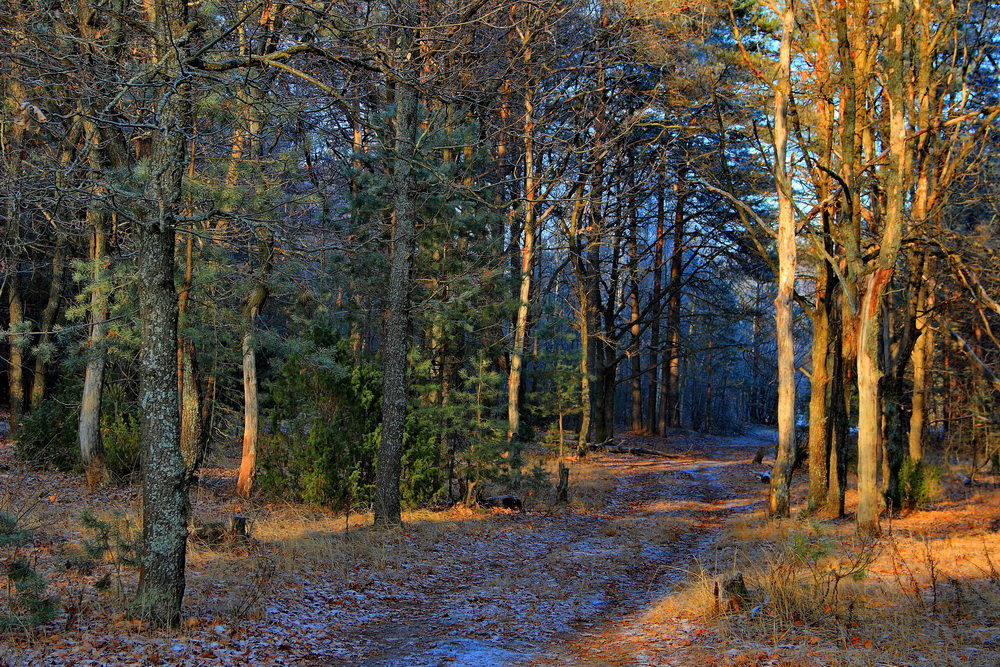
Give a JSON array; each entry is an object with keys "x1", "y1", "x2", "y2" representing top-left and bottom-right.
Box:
[{"x1": 2, "y1": 0, "x2": 1000, "y2": 663}]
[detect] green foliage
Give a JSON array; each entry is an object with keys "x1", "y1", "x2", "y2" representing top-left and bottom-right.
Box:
[
  {"x1": 400, "y1": 410, "x2": 446, "y2": 507},
  {"x1": 72, "y1": 511, "x2": 140, "y2": 601},
  {"x1": 518, "y1": 460, "x2": 553, "y2": 506},
  {"x1": 15, "y1": 382, "x2": 141, "y2": 481},
  {"x1": 898, "y1": 458, "x2": 941, "y2": 510},
  {"x1": 15, "y1": 393, "x2": 80, "y2": 472},
  {"x1": 0, "y1": 513, "x2": 30, "y2": 548},
  {"x1": 0, "y1": 512, "x2": 57, "y2": 632},
  {"x1": 257, "y1": 329, "x2": 382, "y2": 509},
  {"x1": 100, "y1": 386, "x2": 142, "y2": 481},
  {"x1": 408, "y1": 347, "x2": 511, "y2": 502}
]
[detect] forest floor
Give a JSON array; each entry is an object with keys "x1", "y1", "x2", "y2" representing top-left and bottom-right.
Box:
[{"x1": 2, "y1": 427, "x2": 1000, "y2": 665}]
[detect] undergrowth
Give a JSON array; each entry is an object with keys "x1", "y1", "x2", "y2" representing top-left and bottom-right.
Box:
[
  {"x1": 649, "y1": 514, "x2": 1000, "y2": 657},
  {"x1": 1, "y1": 508, "x2": 58, "y2": 632}
]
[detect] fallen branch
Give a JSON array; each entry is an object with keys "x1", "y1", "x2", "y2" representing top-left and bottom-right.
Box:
[{"x1": 591, "y1": 441, "x2": 679, "y2": 458}]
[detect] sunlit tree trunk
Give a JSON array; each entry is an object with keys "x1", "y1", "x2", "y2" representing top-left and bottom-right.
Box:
[
  {"x1": 856, "y1": 0, "x2": 909, "y2": 535},
  {"x1": 507, "y1": 75, "x2": 538, "y2": 443},
  {"x1": 769, "y1": 0, "x2": 797, "y2": 518},
  {"x1": 805, "y1": 3, "x2": 835, "y2": 513},
  {"x1": 807, "y1": 260, "x2": 832, "y2": 512},
  {"x1": 908, "y1": 286, "x2": 934, "y2": 462},
  {"x1": 235, "y1": 286, "x2": 267, "y2": 498}
]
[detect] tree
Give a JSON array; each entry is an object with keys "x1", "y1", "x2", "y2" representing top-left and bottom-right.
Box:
[
  {"x1": 133, "y1": 0, "x2": 192, "y2": 626},
  {"x1": 768, "y1": 0, "x2": 796, "y2": 518}
]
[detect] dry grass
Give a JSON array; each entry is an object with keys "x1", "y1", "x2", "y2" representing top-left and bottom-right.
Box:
[{"x1": 643, "y1": 504, "x2": 1000, "y2": 663}]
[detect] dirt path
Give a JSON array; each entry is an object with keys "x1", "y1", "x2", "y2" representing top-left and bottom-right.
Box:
[
  {"x1": 0, "y1": 429, "x2": 775, "y2": 666},
  {"x1": 330, "y1": 429, "x2": 773, "y2": 666},
  {"x1": 531, "y1": 431, "x2": 772, "y2": 666}
]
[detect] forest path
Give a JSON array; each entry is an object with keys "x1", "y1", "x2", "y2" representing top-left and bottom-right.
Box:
[
  {"x1": 334, "y1": 428, "x2": 774, "y2": 666},
  {"x1": 0, "y1": 428, "x2": 775, "y2": 666},
  {"x1": 529, "y1": 429, "x2": 772, "y2": 666}
]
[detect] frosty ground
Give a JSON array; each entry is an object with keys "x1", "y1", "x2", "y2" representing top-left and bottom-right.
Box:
[{"x1": 2, "y1": 429, "x2": 999, "y2": 666}]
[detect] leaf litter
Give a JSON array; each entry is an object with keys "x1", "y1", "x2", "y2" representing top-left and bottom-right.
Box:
[{"x1": 2, "y1": 428, "x2": 999, "y2": 665}]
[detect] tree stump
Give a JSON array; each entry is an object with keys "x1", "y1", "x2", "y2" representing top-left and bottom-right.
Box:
[
  {"x1": 228, "y1": 515, "x2": 250, "y2": 538},
  {"x1": 714, "y1": 573, "x2": 750, "y2": 613},
  {"x1": 556, "y1": 463, "x2": 570, "y2": 503}
]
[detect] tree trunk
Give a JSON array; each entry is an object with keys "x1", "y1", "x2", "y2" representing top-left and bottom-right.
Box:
[
  {"x1": 628, "y1": 202, "x2": 642, "y2": 432},
  {"x1": 856, "y1": 0, "x2": 908, "y2": 535},
  {"x1": 235, "y1": 301, "x2": 261, "y2": 498},
  {"x1": 908, "y1": 288, "x2": 934, "y2": 461},
  {"x1": 135, "y1": 0, "x2": 191, "y2": 627},
  {"x1": 178, "y1": 139, "x2": 203, "y2": 478},
  {"x1": 769, "y1": 0, "x2": 797, "y2": 519},
  {"x1": 856, "y1": 271, "x2": 889, "y2": 533},
  {"x1": 590, "y1": 350, "x2": 617, "y2": 444},
  {"x1": 6, "y1": 273, "x2": 26, "y2": 434},
  {"x1": 3, "y1": 63, "x2": 28, "y2": 436},
  {"x1": 807, "y1": 261, "x2": 831, "y2": 512},
  {"x1": 374, "y1": 60, "x2": 418, "y2": 528},
  {"x1": 78, "y1": 118, "x2": 114, "y2": 487},
  {"x1": 506, "y1": 78, "x2": 537, "y2": 443},
  {"x1": 646, "y1": 165, "x2": 666, "y2": 434},
  {"x1": 79, "y1": 216, "x2": 110, "y2": 488},
  {"x1": 661, "y1": 169, "x2": 686, "y2": 431},
  {"x1": 29, "y1": 237, "x2": 67, "y2": 410},
  {"x1": 827, "y1": 307, "x2": 848, "y2": 518}
]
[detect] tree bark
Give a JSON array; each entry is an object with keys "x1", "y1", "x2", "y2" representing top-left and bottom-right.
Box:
[
  {"x1": 374, "y1": 47, "x2": 418, "y2": 527},
  {"x1": 661, "y1": 167, "x2": 686, "y2": 430},
  {"x1": 908, "y1": 287, "x2": 934, "y2": 462},
  {"x1": 506, "y1": 76, "x2": 538, "y2": 443},
  {"x1": 235, "y1": 300, "x2": 262, "y2": 498},
  {"x1": 807, "y1": 260, "x2": 831, "y2": 512},
  {"x1": 826, "y1": 303, "x2": 848, "y2": 517},
  {"x1": 135, "y1": 0, "x2": 190, "y2": 627},
  {"x1": 646, "y1": 165, "x2": 666, "y2": 434},
  {"x1": 769, "y1": 0, "x2": 797, "y2": 518},
  {"x1": 79, "y1": 213, "x2": 110, "y2": 488},
  {"x1": 629, "y1": 202, "x2": 643, "y2": 433},
  {"x1": 855, "y1": 0, "x2": 908, "y2": 535}
]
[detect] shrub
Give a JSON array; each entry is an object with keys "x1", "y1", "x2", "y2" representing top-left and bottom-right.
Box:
[
  {"x1": 0, "y1": 511, "x2": 57, "y2": 632},
  {"x1": 100, "y1": 387, "x2": 142, "y2": 481},
  {"x1": 14, "y1": 395, "x2": 79, "y2": 472},
  {"x1": 898, "y1": 457, "x2": 941, "y2": 510},
  {"x1": 257, "y1": 338, "x2": 382, "y2": 509},
  {"x1": 14, "y1": 383, "x2": 141, "y2": 481}
]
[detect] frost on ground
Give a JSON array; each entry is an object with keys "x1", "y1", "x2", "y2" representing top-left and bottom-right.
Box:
[{"x1": 3, "y1": 428, "x2": 1000, "y2": 666}]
